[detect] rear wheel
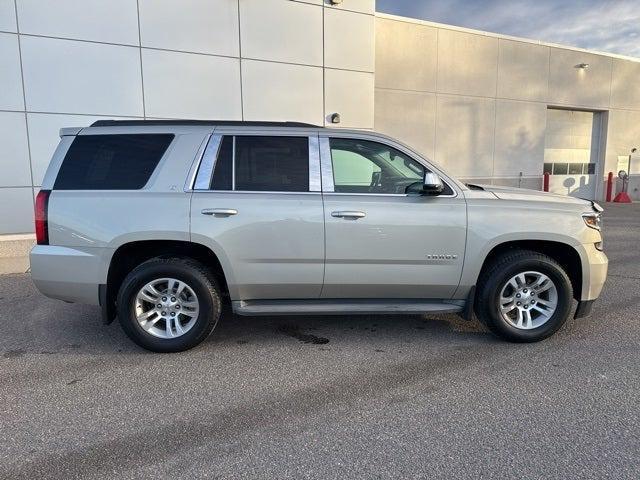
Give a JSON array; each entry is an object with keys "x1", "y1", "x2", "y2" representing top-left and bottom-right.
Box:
[
  {"x1": 475, "y1": 250, "x2": 573, "y2": 342},
  {"x1": 117, "y1": 258, "x2": 221, "y2": 352}
]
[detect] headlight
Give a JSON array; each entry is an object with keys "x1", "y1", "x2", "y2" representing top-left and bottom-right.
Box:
[{"x1": 582, "y1": 212, "x2": 602, "y2": 230}]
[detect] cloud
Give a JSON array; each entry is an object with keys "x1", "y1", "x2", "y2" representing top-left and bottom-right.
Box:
[{"x1": 376, "y1": 0, "x2": 640, "y2": 58}]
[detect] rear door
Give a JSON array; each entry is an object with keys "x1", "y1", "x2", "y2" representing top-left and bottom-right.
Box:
[
  {"x1": 190, "y1": 129, "x2": 325, "y2": 301},
  {"x1": 319, "y1": 133, "x2": 467, "y2": 299}
]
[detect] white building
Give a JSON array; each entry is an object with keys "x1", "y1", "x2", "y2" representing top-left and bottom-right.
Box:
[{"x1": 1, "y1": 0, "x2": 639, "y2": 236}]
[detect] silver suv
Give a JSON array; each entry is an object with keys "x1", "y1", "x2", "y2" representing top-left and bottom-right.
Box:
[{"x1": 30, "y1": 120, "x2": 608, "y2": 352}]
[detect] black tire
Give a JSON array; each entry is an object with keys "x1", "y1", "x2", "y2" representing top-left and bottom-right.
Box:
[
  {"x1": 475, "y1": 250, "x2": 573, "y2": 343},
  {"x1": 117, "y1": 257, "x2": 221, "y2": 352}
]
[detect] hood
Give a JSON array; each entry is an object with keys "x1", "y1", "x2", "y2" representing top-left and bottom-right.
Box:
[{"x1": 466, "y1": 183, "x2": 593, "y2": 208}]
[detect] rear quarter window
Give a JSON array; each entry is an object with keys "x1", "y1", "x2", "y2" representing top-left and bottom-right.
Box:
[{"x1": 54, "y1": 134, "x2": 174, "y2": 190}]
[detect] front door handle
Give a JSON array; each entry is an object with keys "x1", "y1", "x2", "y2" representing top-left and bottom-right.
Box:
[
  {"x1": 331, "y1": 210, "x2": 366, "y2": 219},
  {"x1": 201, "y1": 208, "x2": 238, "y2": 216}
]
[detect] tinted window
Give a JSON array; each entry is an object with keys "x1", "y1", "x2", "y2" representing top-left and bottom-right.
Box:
[
  {"x1": 234, "y1": 136, "x2": 309, "y2": 192},
  {"x1": 210, "y1": 135, "x2": 233, "y2": 190},
  {"x1": 54, "y1": 134, "x2": 173, "y2": 190}
]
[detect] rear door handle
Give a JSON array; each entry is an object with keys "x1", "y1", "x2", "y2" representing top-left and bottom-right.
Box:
[
  {"x1": 201, "y1": 208, "x2": 238, "y2": 216},
  {"x1": 331, "y1": 210, "x2": 366, "y2": 219}
]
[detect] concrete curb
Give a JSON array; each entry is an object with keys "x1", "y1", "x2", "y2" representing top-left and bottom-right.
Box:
[{"x1": 0, "y1": 235, "x2": 34, "y2": 274}]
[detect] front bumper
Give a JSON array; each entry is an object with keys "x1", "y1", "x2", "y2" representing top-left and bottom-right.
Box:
[
  {"x1": 579, "y1": 242, "x2": 608, "y2": 301},
  {"x1": 30, "y1": 245, "x2": 110, "y2": 305}
]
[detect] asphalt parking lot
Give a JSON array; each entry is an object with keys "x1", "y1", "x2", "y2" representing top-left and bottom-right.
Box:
[{"x1": 1, "y1": 204, "x2": 639, "y2": 479}]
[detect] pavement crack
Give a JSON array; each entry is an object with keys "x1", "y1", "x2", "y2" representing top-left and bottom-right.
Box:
[{"x1": 3, "y1": 349, "x2": 25, "y2": 359}]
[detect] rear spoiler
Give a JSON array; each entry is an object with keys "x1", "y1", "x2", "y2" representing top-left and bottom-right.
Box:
[{"x1": 59, "y1": 127, "x2": 83, "y2": 137}]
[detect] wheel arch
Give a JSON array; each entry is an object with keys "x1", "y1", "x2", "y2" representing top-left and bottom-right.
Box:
[
  {"x1": 102, "y1": 240, "x2": 231, "y2": 324},
  {"x1": 476, "y1": 239, "x2": 583, "y2": 302}
]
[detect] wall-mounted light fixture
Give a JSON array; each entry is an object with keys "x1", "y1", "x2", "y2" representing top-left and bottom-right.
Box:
[
  {"x1": 329, "y1": 0, "x2": 343, "y2": 4},
  {"x1": 575, "y1": 63, "x2": 590, "y2": 69},
  {"x1": 330, "y1": 113, "x2": 341, "y2": 124}
]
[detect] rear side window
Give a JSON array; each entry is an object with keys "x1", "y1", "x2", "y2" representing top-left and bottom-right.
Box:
[
  {"x1": 54, "y1": 134, "x2": 174, "y2": 190},
  {"x1": 210, "y1": 135, "x2": 233, "y2": 190},
  {"x1": 235, "y1": 136, "x2": 309, "y2": 192},
  {"x1": 209, "y1": 136, "x2": 309, "y2": 192}
]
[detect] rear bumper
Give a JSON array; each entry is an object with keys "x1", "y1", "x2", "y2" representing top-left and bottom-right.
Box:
[{"x1": 30, "y1": 245, "x2": 111, "y2": 305}]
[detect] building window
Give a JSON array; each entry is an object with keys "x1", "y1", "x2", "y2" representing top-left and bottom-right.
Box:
[
  {"x1": 552, "y1": 163, "x2": 569, "y2": 175},
  {"x1": 544, "y1": 162, "x2": 596, "y2": 175}
]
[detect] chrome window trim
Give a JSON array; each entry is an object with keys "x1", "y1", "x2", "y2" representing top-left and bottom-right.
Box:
[
  {"x1": 231, "y1": 136, "x2": 236, "y2": 191},
  {"x1": 309, "y1": 134, "x2": 321, "y2": 192},
  {"x1": 193, "y1": 133, "x2": 223, "y2": 190},
  {"x1": 322, "y1": 191, "x2": 457, "y2": 198},
  {"x1": 319, "y1": 134, "x2": 458, "y2": 198},
  {"x1": 184, "y1": 133, "x2": 211, "y2": 192},
  {"x1": 190, "y1": 190, "x2": 321, "y2": 196},
  {"x1": 319, "y1": 137, "x2": 335, "y2": 192}
]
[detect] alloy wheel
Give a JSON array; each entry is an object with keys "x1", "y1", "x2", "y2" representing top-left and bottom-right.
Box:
[
  {"x1": 498, "y1": 271, "x2": 558, "y2": 330},
  {"x1": 134, "y1": 277, "x2": 200, "y2": 339}
]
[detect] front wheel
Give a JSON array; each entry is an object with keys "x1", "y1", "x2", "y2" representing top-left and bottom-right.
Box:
[
  {"x1": 475, "y1": 250, "x2": 573, "y2": 342},
  {"x1": 117, "y1": 258, "x2": 221, "y2": 352}
]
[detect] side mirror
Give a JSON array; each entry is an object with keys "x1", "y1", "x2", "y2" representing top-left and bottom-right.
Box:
[
  {"x1": 423, "y1": 172, "x2": 444, "y2": 194},
  {"x1": 405, "y1": 172, "x2": 444, "y2": 195}
]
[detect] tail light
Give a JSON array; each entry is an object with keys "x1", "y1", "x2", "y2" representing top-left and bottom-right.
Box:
[{"x1": 35, "y1": 190, "x2": 50, "y2": 245}]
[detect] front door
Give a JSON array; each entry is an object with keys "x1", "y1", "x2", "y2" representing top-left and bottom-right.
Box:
[
  {"x1": 190, "y1": 132, "x2": 324, "y2": 300},
  {"x1": 320, "y1": 135, "x2": 467, "y2": 299}
]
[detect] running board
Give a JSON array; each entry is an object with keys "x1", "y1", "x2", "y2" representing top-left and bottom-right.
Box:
[{"x1": 232, "y1": 299, "x2": 464, "y2": 316}]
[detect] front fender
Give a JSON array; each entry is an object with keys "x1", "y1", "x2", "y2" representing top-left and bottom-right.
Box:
[{"x1": 456, "y1": 200, "x2": 596, "y2": 298}]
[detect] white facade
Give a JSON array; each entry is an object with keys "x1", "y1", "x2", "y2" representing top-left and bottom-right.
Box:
[
  {"x1": 0, "y1": 0, "x2": 375, "y2": 234},
  {"x1": 374, "y1": 14, "x2": 640, "y2": 200},
  {"x1": 1, "y1": 1, "x2": 639, "y2": 235}
]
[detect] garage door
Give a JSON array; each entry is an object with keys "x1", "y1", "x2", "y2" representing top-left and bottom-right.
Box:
[{"x1": 543, "y1": 109, "x2": 602, "y2": 200}]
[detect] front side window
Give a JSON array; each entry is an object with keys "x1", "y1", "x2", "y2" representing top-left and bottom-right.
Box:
[
  {"x1": 329, "y1": 138, "x2": 424, "y2": 194},
  {"x1": 210, "y1": 136, "x2": 309, "y2": 192}
]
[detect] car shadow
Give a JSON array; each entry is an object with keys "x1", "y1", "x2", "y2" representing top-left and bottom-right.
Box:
[
  {"x1": 0, "y1": 274, "x2": 492, "y2": 357},
  {"x1": 205, "y1": 304, "x2": 489, "y2": 348}
]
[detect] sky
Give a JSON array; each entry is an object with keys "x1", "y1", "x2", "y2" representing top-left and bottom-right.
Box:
[{"x1": 376, "y1": 0, "x2": 640, "y2": 58}]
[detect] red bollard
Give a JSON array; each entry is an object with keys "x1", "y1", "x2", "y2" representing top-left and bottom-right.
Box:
[
  {"x1": 613, "y1": 171, "x2": 633, "y2": 203},
  {"x1": 613, "y1": 191, "x2": 632, "y2": 203},
  {"x1": 543, "y1": 172, "x2": 549, "y2": 192},
  {"x1": 606, "y1": 172, "x2": 613, "y2": 202}
]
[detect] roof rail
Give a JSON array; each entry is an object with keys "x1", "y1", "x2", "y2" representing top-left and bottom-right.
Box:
[{"x1": 90, "y1": 120, "x2": 322, "y2": 128}]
